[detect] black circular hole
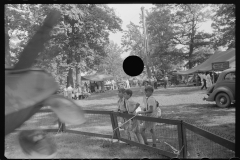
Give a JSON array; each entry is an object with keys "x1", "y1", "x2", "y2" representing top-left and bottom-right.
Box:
[{"x1": 123, "y1": 55, "x2": 144, "y2": 77}]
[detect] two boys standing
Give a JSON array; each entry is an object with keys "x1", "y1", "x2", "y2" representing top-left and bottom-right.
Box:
[{"x1": 117, "y1": 86, "x2": 159, "y2": 147}]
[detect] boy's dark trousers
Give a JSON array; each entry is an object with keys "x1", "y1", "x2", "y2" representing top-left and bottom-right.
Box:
[{"x1": 201, "y1": 79, "x2": 207, "y2": 90}]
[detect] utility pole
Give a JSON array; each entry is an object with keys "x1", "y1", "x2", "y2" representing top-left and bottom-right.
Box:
[{"x1": 141, "y1": 7, "x2": 152, "y2": 79}]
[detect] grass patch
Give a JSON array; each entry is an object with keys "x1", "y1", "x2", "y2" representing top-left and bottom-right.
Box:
[{"x1": 5, "y1": 132, "x2": 167, "y2": 159}]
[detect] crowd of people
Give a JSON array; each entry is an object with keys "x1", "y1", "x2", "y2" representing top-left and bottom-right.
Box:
[{"x1": 63, "y1": 85, "x2": 91, "y2": 100}]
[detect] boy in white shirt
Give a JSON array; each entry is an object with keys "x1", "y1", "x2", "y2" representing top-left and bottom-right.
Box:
[
  {"x1": 123, "y1": 89, "x2": 144, "y2": 144},
  {"x1": 138, "y1": 85, "x2": 158, "y2": 147},
  {"x1": 116, "y1": 88, "x2": 131, "y2": 141}
]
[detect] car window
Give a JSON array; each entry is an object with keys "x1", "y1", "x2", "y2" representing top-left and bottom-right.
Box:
[{"x1": 224, "y1": 72, "x2": 235, "y2": 81}]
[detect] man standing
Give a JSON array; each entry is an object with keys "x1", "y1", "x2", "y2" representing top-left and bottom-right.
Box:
[
  {"x1": 164, "y1": 75, "x2": 168, "y2": 89},
  {"x1": 153, "y1": 77, "x2": 157, "y2": 89},
  {"x1": 67, "y1": 85, "x2": 73, "y2": 99},
  {"x1": 201, "y1": 73, "x2": 207, "y2": 90},
  {"x1": 126, "y1": 79, "x2": 130, "y2": 89},
  {"x1": 111, "y1": 79, "x2": 115, "y2": 90},
  {"x1": 84, "y1": 82, "x2": 88, "y2": 92}
]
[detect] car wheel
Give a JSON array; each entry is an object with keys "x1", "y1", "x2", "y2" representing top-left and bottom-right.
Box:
[{"x1": 215, "y1": 93, "x2": 231, "y2": 108}]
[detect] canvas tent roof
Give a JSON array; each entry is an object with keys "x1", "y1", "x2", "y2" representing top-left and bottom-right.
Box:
[
  {"x1": 82, "y1": 72, "x2": 114, "y2": 81},
  {"x1": 175, "y1": 48, "x2": 235, "y2": 75}
]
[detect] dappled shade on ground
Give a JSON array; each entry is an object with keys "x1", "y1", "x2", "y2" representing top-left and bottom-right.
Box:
[
  {"x1": 5, "y1": 132, "x2": 166, "y2": 159},
  {"x1": 5, "y1": 86, "x2": 235, "y2": 158}
]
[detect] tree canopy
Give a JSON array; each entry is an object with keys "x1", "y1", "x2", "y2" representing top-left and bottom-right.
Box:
[
  {"x1": 211, "y1": 4, "x2": 235, "y2": 49},
  {"x1": 5, "y1": 4, "x2": 123, "y2": 88},
  {"x1": 6, "y1": 4, "x2": 235, "y2": 84},
  {"x1": 121, "y1": 4, "x2": 232, "y2": 76}
]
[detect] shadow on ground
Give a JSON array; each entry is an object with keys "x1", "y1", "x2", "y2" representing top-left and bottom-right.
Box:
[
  {"x1": 5, "y1": 132, "x2": 167, "y2": 159},
  {"x1": 160, "y1": 103, "x2": 235, "y2": 140}
]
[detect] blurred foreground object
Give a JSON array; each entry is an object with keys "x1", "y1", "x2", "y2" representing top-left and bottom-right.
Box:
[
  {"x1": 18, "y1": 130, "x2": 57, "y2": 158},
  {"x1": 5, "y1": 10, "x2": 85, "y2": 158}
]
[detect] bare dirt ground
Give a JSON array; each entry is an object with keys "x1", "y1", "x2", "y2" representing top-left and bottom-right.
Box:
[
  {"x1": 5, "y1": 86, "x2": 235, "y2": 159},
  {"x1": 77, "y1": 86, "x2": 235, "y2": 140}
]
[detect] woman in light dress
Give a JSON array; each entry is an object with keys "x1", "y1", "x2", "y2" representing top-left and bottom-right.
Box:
[
  {"x1": 198, "y1": 73, "x2": 204, "y2": 88},
  {"x1": 206, "y1": 72, "x2": 213, "y2": 88}
]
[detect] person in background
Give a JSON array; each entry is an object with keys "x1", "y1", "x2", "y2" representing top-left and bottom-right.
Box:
[
  {"x1": 73, "y1": 87, "x2": 77, "y2": 100},
  {"x1": 91, "y1": 82, "x2": 95, "y2": 93},
  {"x1": 84, "y1": 82, "x2": 88, "y2": 92},
  {"x1": 101, "y1": 81, "x2": 105, "y2": 92},
  {"x1": 94, "y1": 82, "x2": 97, "y2": 93},
  {"x1": 197, "y1": 75, "x2": 201, "y2": 86},
  {"x1": 67, "y1": 85, "x2": 73, "y2": 99},
  {"x1": 206, "y1": 72, "x2": 213, "y2": 89},
  {"x1": 153, "y1": 77, "x2": 158, "y2": 89},
  {"x1": 72, "y1": 87, "x2": 75, "y2": 99},
  {"x1": 201, "y1": 73, "x2": 207, "y2": 90},
  {"x1": 89, "y1": 82, "x2": 93, "y2": 93},
  {"x1": 112, "y1": 79, "x2": 115, "y2": 90},
  {"x1": 98, "y1": 81, "x2": 102, "y2": 92},
  {"x1": 198, "y1": 73, "x2": 204, "y2": 88},
  {"x1": 77, "y1": 85, "x2": 82, "y2": 100},
  {"x1": 63, "y1": 86, "x2": 68, "y2": 98},
  {"x1": 83, "y1": 86, "x2": 91, "y2": 99},
  {"x1": 164, "y1": 75, "x2": 168, "y2": 89},
  {"x1": 126, "y1": 79, "x2": 130, "y2": 89}
]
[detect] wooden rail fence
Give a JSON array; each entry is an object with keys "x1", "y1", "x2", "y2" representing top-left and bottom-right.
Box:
[{"x1": 14, "y1": 109, "x2": 235, "y2": 158}]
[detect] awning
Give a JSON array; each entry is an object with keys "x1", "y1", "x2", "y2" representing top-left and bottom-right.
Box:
[
  {"x1": 175, "y1": 48, "x2": 235, "y2": 75},
  {"x1": 82, "y1": 72, "x2": 114, "y2": 81},
  {"x1": 81, "y1": 76, "x2": 90, "y2": 81}
]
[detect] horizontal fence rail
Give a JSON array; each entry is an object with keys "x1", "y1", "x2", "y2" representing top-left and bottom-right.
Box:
[
  {"x1": 9, "y1": 108, "x2": 235, "y2": 159},
  {"x1": 115, "y1": 112, "x2": 182, "y2": 125}
]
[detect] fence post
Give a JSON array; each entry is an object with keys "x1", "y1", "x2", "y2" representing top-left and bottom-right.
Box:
[
  {"x1": 177, "y1": 120, "x2": 187, "y2": 158},
  {"x1": 110, "y1": 111, "x2": 120, "y2": 140},
  {"x1": 182, "y1": 122, "x2": 188, "y2": 158}
]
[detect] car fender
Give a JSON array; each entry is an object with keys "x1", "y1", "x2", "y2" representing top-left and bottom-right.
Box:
[{"x1": 212, "y1": 87, "x2": 234, "y2": 101}]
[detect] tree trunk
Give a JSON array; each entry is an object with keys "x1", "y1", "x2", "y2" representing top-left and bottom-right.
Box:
[
  {"x1": 188, "y1": 16, "x2": 196, "y2": 69},
  {"x1": 76, "y1": 65, "x2": 81, "y2": 87},
  {"x1": 67, "y1": 68, "x2": 74, "y2": 88},
  {"x1": 67, "y1": 53, "x2": 74, "y2": 88},
  {"x1": 188, "y1": 43, "x2": 194, "y2": 69}
]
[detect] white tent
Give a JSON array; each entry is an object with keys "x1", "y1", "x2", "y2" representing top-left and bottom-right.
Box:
[{"x1": 175, "y1": 48, "x2": 235, "y2": 75}]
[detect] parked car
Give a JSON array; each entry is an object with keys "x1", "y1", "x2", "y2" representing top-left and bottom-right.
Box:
[{"x1": 204, "y1": 68, "x2": 235, "y2": 108}]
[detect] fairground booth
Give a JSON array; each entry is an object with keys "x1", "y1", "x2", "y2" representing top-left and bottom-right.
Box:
[
  {"x1": 174, "y1": 48, "x2": 235, "y2": 85},
  {"x1": 81, "y1": 71, "x2": 114, "y2": 92}
]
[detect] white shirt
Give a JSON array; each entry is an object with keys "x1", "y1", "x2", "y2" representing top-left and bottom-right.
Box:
[
  {"x1": 125, "y1": 97, "x2": 138, "y2": 114},
  {"x1": 63, "y1": 88, "x2": 68, "y2": 97},
  {"x1": 143, "y1": 96, "x2": 157, "y2": 117},
  {"x1": 67, "y1": 86, "x2": 73, "y2": 92},
  {"x1": 206, "y1": 74, "x2": 212, "y2": 87}
]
